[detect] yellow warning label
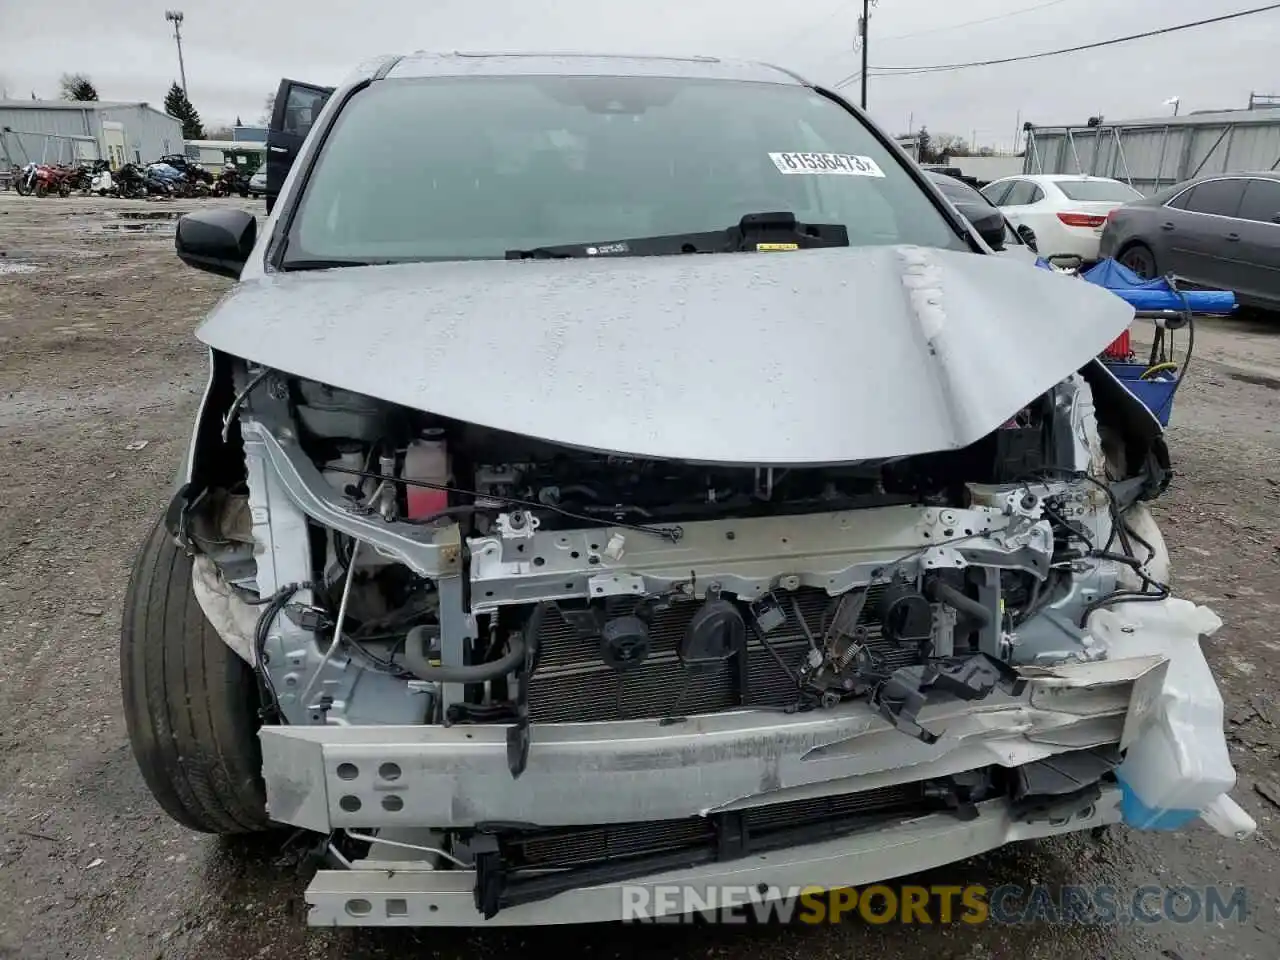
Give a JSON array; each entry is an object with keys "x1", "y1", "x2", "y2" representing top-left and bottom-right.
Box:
[{"x1": 756, "y1": 242, "x2": 799, "y2": 251}]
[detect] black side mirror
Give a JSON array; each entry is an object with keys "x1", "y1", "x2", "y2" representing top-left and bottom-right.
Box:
[
  {"x1": 175, "y1": 208, "x2": 256, "y2": 279},
  {"x1": 1016, "y1": 225, "x2": 1038, "y2": 252},
  {"x1": 976, "y1": 219, "x2": 1006, "y2": 251}
]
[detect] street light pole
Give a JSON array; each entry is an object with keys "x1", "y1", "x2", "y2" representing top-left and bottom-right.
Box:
[
  {"x1": 859, "y1": 0, "x2": 870, "y2": 109},
  {"x1": 165, "y1": 10, "x2": 188, "y2": 95}
]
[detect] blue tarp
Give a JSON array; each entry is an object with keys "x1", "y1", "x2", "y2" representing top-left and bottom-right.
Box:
[
  {"x1": 1081, "y1": 258, "x2": 1236, "y2": 315},
  {"x1": 1035, "y1": 257, "x2": 1235, "y2": 313}
]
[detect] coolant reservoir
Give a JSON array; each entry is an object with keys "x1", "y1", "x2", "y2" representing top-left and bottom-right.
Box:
[
  {"x1": 404, "y1": 431, "x2": 450, "y2": 519},
  {"x1": 322, "y1": 445, "x2": 365, "y2": 496},
  {"x1": 1089, "y1": 598, "x2": 1243, "y2": 834}
]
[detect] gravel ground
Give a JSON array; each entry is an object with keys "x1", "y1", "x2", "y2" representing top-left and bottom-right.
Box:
[{"x1": 1, "y1": 191, "x2": 1278, "y2": 960}]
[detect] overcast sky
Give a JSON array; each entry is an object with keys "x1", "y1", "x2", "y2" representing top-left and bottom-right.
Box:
[{"x1": 1, "y1": 0, "x2": 1277, "y2": 148}]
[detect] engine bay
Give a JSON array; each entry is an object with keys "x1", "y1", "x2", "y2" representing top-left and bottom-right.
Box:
[
  {"x1": 178, "y1": 359, "x2": 1173, "y2": 763},
  {"x1": 289, "y1": 372, "x2": 1081, "y2": 529}
]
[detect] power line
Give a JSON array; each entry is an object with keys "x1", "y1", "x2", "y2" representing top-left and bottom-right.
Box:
[
  {"x1": 834, "y1": 2, "x2": 1280, "y2": 85},
  {"x1": 829, "y1": 65, "x2": 864, "y2": 90},
  {"x1": 877, "y1": 0, "x2": 1071, "y2": 43},
  {"x1": 772, "y1": 0, "x2": 853, "y2": 51},
  {"x1": 827, "y1": 0, "x2": 1071, "y2": 89}
]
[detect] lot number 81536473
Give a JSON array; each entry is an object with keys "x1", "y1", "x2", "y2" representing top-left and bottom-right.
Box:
[{"x1": 768, "y1": 152, "x2": 885, "y2": 176}]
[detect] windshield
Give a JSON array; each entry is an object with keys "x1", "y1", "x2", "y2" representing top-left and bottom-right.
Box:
[
  {"x1": 1055, "y1": 179, "x2": 1143, "y2": 202},
  {"x1": 284, "y1": 76, "x2": 965, "y2": 264}
]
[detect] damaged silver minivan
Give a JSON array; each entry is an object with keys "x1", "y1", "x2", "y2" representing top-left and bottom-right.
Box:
[{"x1": 121, "y1": 52, "x2": 1255, "y2": 927}]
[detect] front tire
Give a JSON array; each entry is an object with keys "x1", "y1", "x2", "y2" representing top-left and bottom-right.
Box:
[
  {"x1": 1119, "y1": 242, "x2": 1158, "y2": 279},
  {"x1": 120, "y1": 516, "x2": 271, "y2": 834}
]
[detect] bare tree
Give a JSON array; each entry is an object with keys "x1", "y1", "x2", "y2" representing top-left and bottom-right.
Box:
[
  {"x1": 931, "y1": 133, "x2": 971, "y2": 159},
  {"x1": 59, "y1": 73, "x2": 99, "y2": 101},
  {"x1": 259, "y1": 92, "x2": 276, "y2": 125}
]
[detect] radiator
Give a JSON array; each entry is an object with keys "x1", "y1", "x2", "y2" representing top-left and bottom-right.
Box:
[{"x1": 523, "y1": 585, "x2": 927, "y2": 723}]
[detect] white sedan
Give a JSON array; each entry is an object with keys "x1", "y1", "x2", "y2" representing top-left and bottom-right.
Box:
[{"x1": 980, "y1": 174, "x2": 1143, "y2": 261}]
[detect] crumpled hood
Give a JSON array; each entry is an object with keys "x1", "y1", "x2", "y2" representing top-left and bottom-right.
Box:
[{"x1": 196, "y1": 245, "x2": 1133, "y2": 465}]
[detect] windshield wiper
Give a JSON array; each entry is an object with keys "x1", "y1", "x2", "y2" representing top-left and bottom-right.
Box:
[
  {"x1": 280, "y1": 258, "x2": 388, "y2": 272},
  {"x1": 505, "y1": 212, "x2": 848, "y2": 260}
]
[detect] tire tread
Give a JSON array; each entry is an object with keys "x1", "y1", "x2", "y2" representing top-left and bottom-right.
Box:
[{"x1": 120, "y1": 517, "x2": 269, "y2": 834}]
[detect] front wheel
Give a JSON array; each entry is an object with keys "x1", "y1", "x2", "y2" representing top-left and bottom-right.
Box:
[
  {"x1": 1119, "y1": 243, "x2": 1158, "y2": 279},
  {"x1": 120, "y1": 516, "x2": 272, "y2": 834}
]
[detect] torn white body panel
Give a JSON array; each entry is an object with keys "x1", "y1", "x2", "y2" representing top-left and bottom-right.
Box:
[
  {"x1": 1089, "y1": 598, "x2": 1255, "y2": 838},
  {"x1": 191, "y1": 554, "x2": 258, "y2": 664}
]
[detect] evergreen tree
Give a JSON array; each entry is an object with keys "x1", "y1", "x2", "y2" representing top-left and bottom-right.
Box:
[
  {"x1": 59, "y1": 73, "x2": 98, "y2": 101},
  {"x1": 916, "y1": 126, "x2": 934, "y2": 164},
  {"x1": 163, "y1": 82, "x2": 205, "y2": 140}
]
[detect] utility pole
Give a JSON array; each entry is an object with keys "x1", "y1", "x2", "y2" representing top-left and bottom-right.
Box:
[
  {"x1": 859, "y1": 0, "x2": 872, "y2": 110},
  {"x1": 165, "y1": 10, "x2": 188, "y2": 95}
]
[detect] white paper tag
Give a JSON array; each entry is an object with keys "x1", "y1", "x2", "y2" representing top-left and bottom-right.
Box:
[{"x1": 769, "y1": 152, "x2": 885, "y2": 177}]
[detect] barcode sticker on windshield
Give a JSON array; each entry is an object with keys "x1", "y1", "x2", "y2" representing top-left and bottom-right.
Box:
[{"x1": 769, "y1": 152, "x2": 885, "y2": 177}]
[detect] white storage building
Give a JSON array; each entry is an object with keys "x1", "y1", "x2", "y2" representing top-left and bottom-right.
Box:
[{"x1": 0, "y1": 99, "x2": 184, "y2": 169}]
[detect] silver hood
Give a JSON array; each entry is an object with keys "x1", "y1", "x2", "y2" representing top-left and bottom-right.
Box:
[{"x1": 196, "y1": 244, "x2": 1133, "y2": 465}]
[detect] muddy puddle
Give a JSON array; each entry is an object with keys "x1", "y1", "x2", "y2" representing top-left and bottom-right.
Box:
[
  {"x1": 98, "y1": 209, "x2": 181, "y2": 234},
  {"x1": 100, "y1": 221, "x2": 176, "y2": 234},
  {"x1": 117, "y1": 210, "x2": 181, "y2": 221}
]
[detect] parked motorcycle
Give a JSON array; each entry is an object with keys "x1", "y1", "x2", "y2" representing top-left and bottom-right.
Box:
[
  {"x1": 13, "y1": 162, "x2": 37, "y2": 195},
  {"x1": 113, "y1": 163, "x2": 156, "y2": 199},
  {"x1": 67, "y1": 159, "x2": 110, "y2": 195},
  {"x1": 159, "y1": 155, "x2": 213, "y2": 183},
  {"x1": 211, "y1": 165, "x2": 250, "y2": 198},
  {"x1": 39, "y1": 164, "x2": 74, "y2": 197},
  {"x1": 14, "y1": 162, "x2": 73, "y2": 197},
  {"x1": 145, "y1": 161, "x2": 187, "y2": 195},
  {"x1": 90, "y1": 167, "x2": 115, "y2": 196}
]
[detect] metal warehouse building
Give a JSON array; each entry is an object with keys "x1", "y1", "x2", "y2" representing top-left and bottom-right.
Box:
[
  {"x1": 1022, "y1": 106, "x2": 1280, "y2": 195},
  {"x1": 0, "y1": 99, "x2": 184, "y2": 170}
]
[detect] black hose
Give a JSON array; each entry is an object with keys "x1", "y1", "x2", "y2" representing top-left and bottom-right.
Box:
[
  {"x1": 926, "y1": 580, "x2": 993, "y2": 627},
  {"x1": 403, "y1": 625, "x2": 526, "y2": 682},
  {"x1": 399, "y1": 505, "x2": 484, "y2": 525}
]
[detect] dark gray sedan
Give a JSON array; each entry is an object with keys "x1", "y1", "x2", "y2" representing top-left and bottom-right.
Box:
[{"x1": 1098, "y1": 171, "x2": 1280, "y2": 310}]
